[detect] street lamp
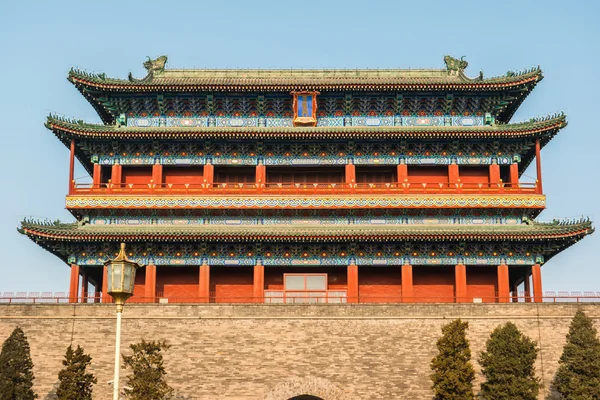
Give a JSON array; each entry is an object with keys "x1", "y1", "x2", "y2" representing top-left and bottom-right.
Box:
[{"x1": 105, "y1": 243, "x2": 139, "y2": 400}]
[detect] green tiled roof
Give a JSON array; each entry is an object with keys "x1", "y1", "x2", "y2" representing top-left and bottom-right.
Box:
[
  {"x1": 68, "y1": 65, "x2": 542, "y2": 90},
  {"x1": 20, "y1": 219, "x2": 593, "y2": 244},
  {"x1": 46, "y1": 113, "x2": 565, "y2": 140}
]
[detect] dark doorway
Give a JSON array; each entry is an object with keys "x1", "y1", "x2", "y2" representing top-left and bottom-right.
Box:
[{"x1": 288, "y1": 396, "x2": 324, "y2": 400}]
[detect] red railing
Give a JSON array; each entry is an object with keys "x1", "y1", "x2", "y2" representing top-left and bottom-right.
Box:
[
  {"x1": 70, "y1": 181, "x2": 540, "y2": 196},
  {"x1": 1, "y1": 291, "x2": 598, "y2": 304}
]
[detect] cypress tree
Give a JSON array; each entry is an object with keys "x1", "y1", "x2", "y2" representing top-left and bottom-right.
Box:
[
  {"x1": 56, "y1": 345, "x2": 97, "y2": 400},
  {"x1": 122, "y1": 339, "x2": 173, "y2": 400},
  {"x1": 430, "y1": 319, "x2": 475, "y2": 400},
  {"x1": 479, "y1": 322, "x2": 539, "y2": 400},
  {"x1": 552, "y1": 310, "x2": 600, "y2": 399},
  {"x1": 0, "y1": 326, "x2": 37, "y2": 400}
]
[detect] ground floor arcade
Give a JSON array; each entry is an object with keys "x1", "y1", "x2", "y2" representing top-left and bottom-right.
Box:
[{"x1": 68, "y1": 263, "x2": 543, "y2": 304}]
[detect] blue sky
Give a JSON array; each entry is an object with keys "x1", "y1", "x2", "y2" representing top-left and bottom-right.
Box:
[{"x1": 1, "y1": 0, "x2": 598, "y2": 293}]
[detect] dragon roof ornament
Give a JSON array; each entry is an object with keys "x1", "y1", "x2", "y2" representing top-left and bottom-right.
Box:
[
  {"x1": 128, "y1": 55, "x2": 168, "y2": 83},
  {"x1": 444, "y1": 55, "x2": 468, "y2": 74}
]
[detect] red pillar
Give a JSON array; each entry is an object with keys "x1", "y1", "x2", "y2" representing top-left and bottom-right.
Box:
[
  {"x1": 524, "y1": 271, "x2": 532, "y2": 303},
  {"x1": 199, "y1": 263, "x2": 210, "y2": 303},
  {"x1": 69, "y1": 139, "x2": 75, "y2": 194},
  {"x1": 253, "y1": 263, "x2": 265, "y2": 303},
  {"x1": 489, "y1": 163, "x2": 500, "y2": 186},
  {"x1": 256, "y1": 162, "x2": 266, "y2": 191},
  {"x1": 69, "y1": 264, "x2": 79, "y2": 304},
  {"x1": 80, "y1": 271, "x2": 88, "y2": 303},
  {"x1": 347, "y1": 264, "x2": 359, "y2": 303},
  {"x1": 345, "y1": 162, "x2": 356, "y2": 188},
  {"x1": 397, "y1": 164, "x2": 408, "y2": 185},
  {"x1": 497, "y1": 264, "x2": 510, "y2": 303},
  {"x1": 535, "y1": 138, "x2": 543, "y2": 193},
  {"x1": 152, "y1": 164, "x2": 163, "y2": 188},
  {"x1": 455, "y1": 264, "x2": 467, "y2": 303},
  {"x1": 509, "y1": 163, "x2": 519, "y2": 187},
  {"x1": 401, "y1": 264, "x2": 413, "y2": 303},
  {"x1": 532, "y1": 263, "x2": 543, "y2": 303},
  {"x1": 111, "y1": 164, "x2": 122, "y2": 187},
  {"x1": 92, "y1": 163, "x2": 101, "y2": 187},
  {"x1": 145, "y1": 264, "x2": 157, "y2": 303},
  {"x1": 203, "y1": 162, "x2": 214, "y2": 187},
  {"x1": 448, "y1": 164, "x2": 459, "y2": 185},
  {"x1": 102, "y1": 265, "x2": 110, "y2": 303}
]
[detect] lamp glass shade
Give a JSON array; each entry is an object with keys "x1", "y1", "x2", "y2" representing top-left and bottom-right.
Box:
[{"x1": 105, "y1": 244, "x2": 139, "y2": 300}]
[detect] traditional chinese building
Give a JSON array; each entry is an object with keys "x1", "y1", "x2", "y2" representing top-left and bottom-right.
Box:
[{"x1": 20, "y1": 55, "x2": 592, "y2": 304}]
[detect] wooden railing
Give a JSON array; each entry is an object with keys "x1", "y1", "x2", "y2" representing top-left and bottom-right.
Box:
[{"x1": 70, "y1": 181, "x2": 540, "y2": 196}]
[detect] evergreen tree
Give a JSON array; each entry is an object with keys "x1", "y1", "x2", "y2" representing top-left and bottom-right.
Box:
[
  {"x1": 479, "y1": 322, "x2": 539, "y2": 400},
  {"x1": 122, "y1": 339, "x2": 173, "y2": 400},
  {"x1": 430, "y1": 319, "x2": 475, "y2": 400},
  {"x1": 0, "y1": 327, "x2": 37, "y2": 400},
  {"x1": 56, "y1": 345, "x2": 97, "y2": 400},
  {"x1": 552, "y1": 310, "x2": 600, "y2": 399}
]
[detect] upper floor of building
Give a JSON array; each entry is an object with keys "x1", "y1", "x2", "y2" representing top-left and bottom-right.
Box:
[{"x1": 69, "y1": 55, "x2": 542, "y2": 125}]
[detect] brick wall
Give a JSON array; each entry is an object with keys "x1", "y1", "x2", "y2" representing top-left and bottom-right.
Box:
[{"x1": 0, "y1": 303, "x2": 598, "y2": 400}]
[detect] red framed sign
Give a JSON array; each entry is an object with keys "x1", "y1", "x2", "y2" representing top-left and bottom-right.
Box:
[{"x1": 292, "y1": 91, "x2": 319, "y2": 126}]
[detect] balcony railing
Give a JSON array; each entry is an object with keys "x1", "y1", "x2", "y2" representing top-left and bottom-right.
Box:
[
  {"x1": 0, "y1": 291, "x2": 597, "y2": 304},
  {"x1": 70, "y1": 181, "x2": 540, "y2": 196}
]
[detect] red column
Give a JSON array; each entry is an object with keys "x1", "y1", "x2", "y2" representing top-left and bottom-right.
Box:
[
  {"x1": 345, "y1": 162, "x2": 356, "y2": 189},
  {"x1": 145, "y1": 264, "x2": 157, "y2": 303},
  {"x1": 397, "y1": 164, "x2": 408, "y2": 185},
  {"x1": 152, "y1": 164, "x2": 163, "y2": 189},
  {"x1": 256, "y1": 163, "x2": 266, "y2": 191},
  {"x1": 401, "y1": 264, "x2": 413, "y2": 303},
  {"x1": 509, "y1": 163, "x2": 519, "y2": 187},
  {"x1": 535, "y1": 138, "x2": 543, "y2": 193},
  {"x1": 253, "y1": 263, "x2": 265, "y2": 303},
  {"x1": 203, "y1": 162, "x2": 214, "y2": 187},
  {"x1": 532, "y1": 263, "x2": 543, "y2": 303},
  {"x1": 497, "y1": 264, "x2": 510, "y2": 303},
  {"x1": 69, "y1": 139, "x2": 75, "y2": 194},
  {"x1": 347, "y1": 264, "x2": 359, "y2": 303},
  {"x1": 80, "y1": 271, "x2": 88, "y2": 303},
  {"x1": 102, "y1": 265, "x2": 110, "y2": 303},
  {"x1": 111, "y1": 164, "x2": 122, "y2": 187},
  {"x1": 92, "y1": 163, "x2": 101, "y2": 188},
  {"x1": 524, "y1": 271, "x2": 532, "y2": 303},
  {"x1": 448, "y1": 164, "x2": 459, "y2": 185},
  {"x1": 199, "y1": 263, "x2": 210, "y2": 303},
  {"x1": 455, "y1": 264, "x2": 467, "y2": 303},
  {"x1": 489, "y1": 163, "x2": 500, "y2": 186},
  {"x1": 69, "y1": 264, "x2": 79, "y2": 304}
]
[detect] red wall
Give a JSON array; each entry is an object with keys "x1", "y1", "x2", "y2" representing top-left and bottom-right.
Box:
[
  {"x1": 459, "y1": 166, "x2": 489, "y2": 184},
  {"x1": 407, "y1": 166, "x2": 449, "y2": 184},
  {"x1": 466, "y1": 267, "x2": 497, "y2": 302},
  {"x1": 264, "y1": 267, "x2": 347, "y2": 291},
  {"x1": 155, "y1": 266, "x2": 199, "y2": 301},
  {"x1": 214, "y1": 166, "x2": 256, "y2": 184},
  {"x1": 266, "y1": 167, "x2": 345, "y2": 184},
  {"x1": 210, "y1": 266, "x2": 254, "y2": 303},
  {"x1": 413, "y1": 266, "x2": 455, "y2": 303},
  {"x1": 355, "y1": 166, "x2": 397, "y2": 184},
  {"x1": 122, "y1": 167, "x2": 152, "y2": 185},
  {"x1": 162, "y1": 166, "x2": 204, "y2": 185},
  {"x1": 127, "y1": 265, "x2": 500, "y2": 304},
  {"x1": 358, "y1": 267, "x2": 402, "y2": 302}
]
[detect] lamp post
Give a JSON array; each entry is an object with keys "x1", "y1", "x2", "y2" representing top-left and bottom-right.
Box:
[{"x1": 105, "y1": 243, "x2": 139, "y2": 400}]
